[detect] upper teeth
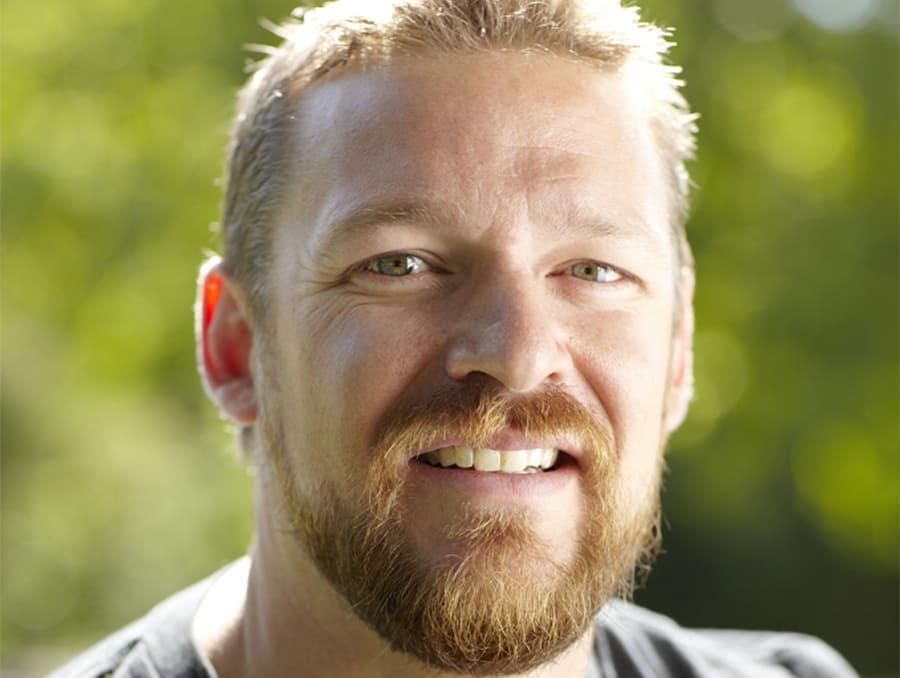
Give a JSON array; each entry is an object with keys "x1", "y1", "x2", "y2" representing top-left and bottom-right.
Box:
[{"x1": 421, "y1": 447, "x2": 559, "y2": 473}]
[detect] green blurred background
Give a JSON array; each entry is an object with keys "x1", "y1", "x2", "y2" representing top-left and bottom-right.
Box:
[{"x1": 1, "y1": 0, "x2": 897, "y2": 675}]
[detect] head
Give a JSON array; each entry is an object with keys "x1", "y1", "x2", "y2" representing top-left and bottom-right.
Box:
[{"x1": 198, "y1": 0, "x2": 696, "y2": 674}]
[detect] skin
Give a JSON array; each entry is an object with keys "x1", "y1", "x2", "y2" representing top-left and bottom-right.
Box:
[{"x1": 194, "y1": 53, "x2": 694, "y2": 678}]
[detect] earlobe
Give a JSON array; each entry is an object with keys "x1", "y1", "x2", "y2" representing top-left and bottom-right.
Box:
[
  {"x1": 665, "y1": 270, "x2": 695, "y2": 434},
  {"x1": 196, "y1": 257, "x2": 258, "y2": 425}
]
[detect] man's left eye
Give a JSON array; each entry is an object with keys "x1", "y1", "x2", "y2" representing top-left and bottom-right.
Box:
[
  {"x1": 365, "y1": 254, "x2": 429, "y2": 277},
  {"x1": 570, "y1": 261, "x2": 622, "y2": 283}
]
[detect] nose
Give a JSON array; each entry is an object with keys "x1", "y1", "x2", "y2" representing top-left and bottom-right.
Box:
[{"x1": 444, "y1": 271, "x2": 570, "y2": 392}]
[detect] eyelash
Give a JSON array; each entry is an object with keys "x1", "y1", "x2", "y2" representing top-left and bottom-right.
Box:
[
  {"x1": 354, "y1": 253, "x2": 629, "y2": 286},
  {"x1": 362, "y1": 253, "x2": 430, "y2": 277},
  {"x1": 566, "y1": 260, "x2": 623, "y2": 283}
]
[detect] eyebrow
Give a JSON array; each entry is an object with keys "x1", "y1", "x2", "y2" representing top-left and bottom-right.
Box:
[
  {"x1": 312, "y1": 200, "x2": 466, "y2": 255},
  {"x1": 562, "y1": 204, "x2": 663, "y2": 242},
  {"x1": 312, "y1": 197, "x2": 663, "y2": 257}
]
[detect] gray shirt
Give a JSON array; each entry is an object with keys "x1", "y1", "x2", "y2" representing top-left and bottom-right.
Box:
[{"x1": 51, "y1": 567, "x2": 858, "y2": 678}]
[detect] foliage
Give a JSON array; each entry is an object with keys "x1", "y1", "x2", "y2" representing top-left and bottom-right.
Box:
[{"x1": 1, "y1": 0, "x2": 897, "y2": 674}]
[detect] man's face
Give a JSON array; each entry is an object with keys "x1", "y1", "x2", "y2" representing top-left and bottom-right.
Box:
[{"x1": 253, "y1": 53, "x2": 687, "y2": 673}]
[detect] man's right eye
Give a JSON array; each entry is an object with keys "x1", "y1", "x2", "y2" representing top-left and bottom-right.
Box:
[{"x1": 364, "y1": 254, "x2": 428, "y2": 277}]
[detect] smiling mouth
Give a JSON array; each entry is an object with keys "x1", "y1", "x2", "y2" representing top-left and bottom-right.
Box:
[{"x1": 416, "y1": 446, "x2": 561, "y2": 474}]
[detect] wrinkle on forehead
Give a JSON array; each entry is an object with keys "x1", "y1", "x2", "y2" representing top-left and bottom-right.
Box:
[
  {"x1": 283, "y1": 52, "x2": 673, "y2": 263},
  {"x1": 501, "y1": 146, "x2": 604, "y2": 160},
  {"x1": 296, "y1": 54, "x2": 650, "y2": 169}
]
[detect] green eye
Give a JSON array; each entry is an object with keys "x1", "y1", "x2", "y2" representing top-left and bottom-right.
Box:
[
  {"x1": 571, "y1": 261, "x2": 621, "y2": 283},
  {"x1": 366, "y1": 254, "x2": 426, "y2": 276}
]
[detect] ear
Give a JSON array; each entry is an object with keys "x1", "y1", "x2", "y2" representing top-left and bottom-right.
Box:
[
  {"x1": 664, "y1": 269, "x2": 695, "y2": 434},
  {"x1": 196, "y1": 257, "x2": 258, "y2": 425}
]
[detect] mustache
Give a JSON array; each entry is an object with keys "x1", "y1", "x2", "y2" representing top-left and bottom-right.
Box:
[
  {"x1": 370, "y1": 379, "x2": 612, "y2": 467},
  {"x1": 362, "y1": 378, "x2": 618, "y2": 553}
]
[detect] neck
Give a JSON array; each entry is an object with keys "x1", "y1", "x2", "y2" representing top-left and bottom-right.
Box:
[{"x1": 194, "y1": 499, "x2": 596, "y2": 678}]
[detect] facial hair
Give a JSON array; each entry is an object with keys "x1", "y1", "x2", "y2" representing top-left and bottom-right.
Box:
[{"x1": 260, "y1": 380, "x2": 662, "y2": 676}]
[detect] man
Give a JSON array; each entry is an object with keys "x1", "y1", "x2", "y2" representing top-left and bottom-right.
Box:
[{"x1": 53, "y1": 1, "x2": 858, "y2": 676}]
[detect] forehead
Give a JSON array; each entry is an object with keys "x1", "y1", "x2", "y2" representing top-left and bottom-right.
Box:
[{"x1": 281, "y1": 53, "x2": 673, "y2": 256}]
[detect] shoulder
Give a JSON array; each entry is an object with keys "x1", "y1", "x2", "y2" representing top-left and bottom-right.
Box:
[
  {"x1": 593, "y1": 601, "x2": 859, "y2": 678},
  {"x1": 49, "y1": 575, "x2": 219, "y2": 678},
  {"x1": 48, "y1": 618, "x2": 147, "y2": 678}
]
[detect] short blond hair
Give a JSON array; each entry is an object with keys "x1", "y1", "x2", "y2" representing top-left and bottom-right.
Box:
[{"x1": 221, "y1": 0, "x2": 697, "y2": 311}]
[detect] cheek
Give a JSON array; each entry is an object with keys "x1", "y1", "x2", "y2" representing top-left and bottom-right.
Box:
[
  {"x1": 571, "y1": 308, "x2": 671, "y2": 486},
  {"x1": 294, "y1": 299, "x2": 447, "y2": 440}
]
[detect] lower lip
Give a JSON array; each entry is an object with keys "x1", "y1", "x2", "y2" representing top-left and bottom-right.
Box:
[{"x1": 409, "y1": 455, "x2": 580, "y2": 499}]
